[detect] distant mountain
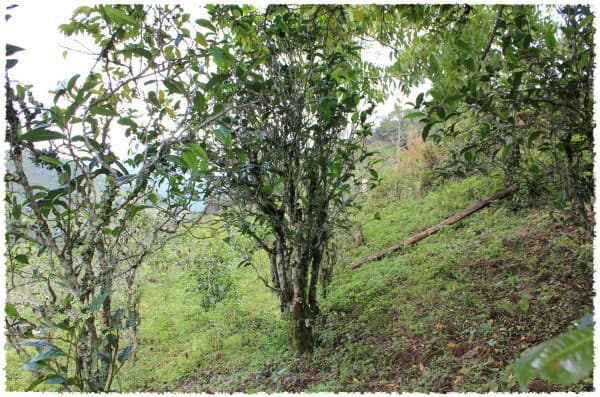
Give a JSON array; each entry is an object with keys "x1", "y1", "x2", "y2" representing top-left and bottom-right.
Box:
[
  {"x1": 5, "y1": 153, "x2": 206, "y2": 212},
  {"x1": 6, "y1": 154, "x2": 60, "y2": 190},
  {"x1": 5, "y1": 154, "x2": 103, "y2": 197}
]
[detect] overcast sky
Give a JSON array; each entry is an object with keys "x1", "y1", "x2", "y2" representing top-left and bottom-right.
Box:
[{"x1": 6, "y1": 3, "x2": 96, "y2": 104}]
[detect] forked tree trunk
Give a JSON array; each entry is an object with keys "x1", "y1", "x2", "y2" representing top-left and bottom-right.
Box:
[{"x1": 270, "y1": 238, "x2": 321, "y2": 354}]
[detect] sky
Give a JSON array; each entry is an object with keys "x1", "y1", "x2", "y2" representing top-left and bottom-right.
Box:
[{"x1": 5, "y1": 3, "x2": 97, "y2": 104}]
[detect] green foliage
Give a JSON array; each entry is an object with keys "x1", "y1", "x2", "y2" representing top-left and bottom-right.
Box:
[
  {"x1": 19, "y1": 129, "x2": 65, "y2": 142},
  {"x1": 4, "y1": 3, "x2": 226, "y2": 391},
  {"x1": 7, "y1": 151, "x2": 592, "y2": 393},
  {"x1": 386, "y1": 5, "x2": 595, "y2": 233},
  {"x1": 183, "y1": 245, "x2": 238, "y2": 311},
  {"x1": 111, "y1": 230, "x2": 285, "y2": 392},
  {"x1": 516, "y1": 314, "x2": 594, "y2": 390},
  {"x1": 324, "y1": 174, "x2": 591, "y2": 393},
  {"x1": 5, "y1": 3, "x2": 594, "y2": 393}
]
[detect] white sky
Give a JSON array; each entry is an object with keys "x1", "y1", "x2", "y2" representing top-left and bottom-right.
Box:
[{"x1": 5, "y1": 3, "x2": 97, "y2": 104}]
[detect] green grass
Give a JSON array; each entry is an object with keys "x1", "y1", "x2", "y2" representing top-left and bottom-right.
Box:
[
  {"x1": 119, "y1": 171, "x2": 590, "y2": 393},
  {"x1": 115, "y1": 233, "x2": 286, "y2": 392},
  {"x1": 314, "y1": 174, "x2": 592, "y2": 392}
]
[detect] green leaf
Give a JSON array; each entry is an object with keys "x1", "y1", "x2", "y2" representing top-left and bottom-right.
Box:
[
  {"x1": 189, "y1": 143, "x2": 208, "y2": 160},
  {"x1": 516, "y1": 327, "x2": 593, "y2": 390},
  {"x1": 422, "y1": 122, "x2": 438, "y2": 141},
  {"x1": 163, "y1": 78, "x2": 184, "y2": 94},
  {"x1": 39, "y1": 156, "x2": 62, "y2": 167},
  {"x1": 429, "y1": 88, "x2": 444, "y2": 102},
  {"x1": 123, "y1": 44, "x2": 153, "y2": 59},
  {"x1": 88, "y1": 290, "x2": 113, "y2": 311},
  {"x1": 181, "y1": 150, "x2": 198, "y2": 172},
  {"x1": 214, "y1": 126, "x2": 231, "y2": 146},
  {"x1": 404, "y1": 111, "x2": 425, "y2": 120},
  {"x1": 209, "y1": 47, "x2": 236, "y2": 69},
  {"x1": 20, "y1": 129, "x2": 64, "y2": 143},
  {"x1": 165, "y1": 155, "x2": 187, "y2": 170},
  {"x1": 373, "y1": 211, "x2": 381, "y2": 220},
  {"x1": 90, "y1": 105, "x2": 119, "y2": 117},
  {"x1": 21, "y1": 340, "x2": 66, "y2": 355},
  {"x1": 44, "y1": 374, "x2": 67, "y2": 385},
  {"x1": 456, "y1": 39, "x2": 472, "y2": 53},
  {"x1": 233, "y1": 148, "x2": 247, "y2": 162},
  {"x1": 544, "y1": 29, "x2": 557, "y2": 49},
  {"x1": 28, "y1": 348, "x2": 66, "y2": 363},
  {"x1": 193, "y1": 92, "x2": 206, "y2": 113},
  {"x1": 195, "y1": 18, "x2": 216, "y2": 32},
  {"x1": 118, "y1": 117, "x2": 138, "y2": 128},
  {"x1": 50, "y1": 106, "x2": 66, "y2": 128},
  {"x1": 415, "y1": 92, "x2": 424, "y2": 108},
  {"x1": 5, "y1": 303, "x2": 19, "y2": 318},
  {"x1": 14, "y1": 254, "x2": 29, "y2": 264},
  {"x1": 6, "y1": 44, "x2": 25, "y2": 56},
  {"x1": 205, "y1": 73, "x2": 228, "y2": 90},
  {"x1": 195, "y1": 32, "x2": 208, "y2": 47},
  {"x1": 500, "y1": 143, "x2": 513, "y2": 160},
  {"x1": 147, "y1": 192, "x2": 158, "y2": 204},
  {"x1": 23, "y1": 360, "x2": 52, "y2": 372},
  {"x1": 464, "y1": 150, "x2": 475, "y2": 162},
  {"x1": 71, "y1": 135, "x2": 104, "y2": 152},
  {"x1": 104, "y1": 6, "x2": 139, "y2": 27},
  {"x1": 25, "y1": 376, "x2": 47, "y2": 392},
  {"x1": 261, "y1": 184, "x2": 273, "y2": 195},
  {"x1": 464, "y1": 57, "x2": 475, "y2": 72},
  {"x1": 118, "y1": 345, "x2": 135, "y2": 364},
  {"x1": 66, "y1": 74, "x2": 80, "y2": 91},
  {"x1": 114, "y1": 160, "x2": 129, "y2": 175},
  {"x1": 127, "y1": 204, "x2": 152, "y2": 218},
  {"x1": 578, "y1": 52, "x2": 590, "y2": 71},
  {"x1": 98, "y1": 351, "x2": 112, "y2": 362}
]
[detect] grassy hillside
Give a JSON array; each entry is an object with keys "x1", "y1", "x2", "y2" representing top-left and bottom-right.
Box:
[{"x1": 6, "y1": 142, "x2": 593, "y2": 392}]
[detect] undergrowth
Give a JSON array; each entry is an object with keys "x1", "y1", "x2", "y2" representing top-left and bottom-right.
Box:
[{"x1": 5, "y1": 138, "x2": 593, "y2": 392}]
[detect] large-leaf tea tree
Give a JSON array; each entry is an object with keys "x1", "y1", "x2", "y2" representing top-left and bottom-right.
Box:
[
  {"x1": 197, "y1": 5, "x2": 378, "y2": 353},
  {"x1": 5, "y1": 4, "x2": 233, "y2": 391}
]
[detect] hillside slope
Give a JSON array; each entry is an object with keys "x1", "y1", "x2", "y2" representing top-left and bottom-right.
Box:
[
  {"x1": 6, "y1": 159, "x2": 593, "y2": 393},
  {"x1": 131, "y1": 172, "x2": 593, "y2": 392}
]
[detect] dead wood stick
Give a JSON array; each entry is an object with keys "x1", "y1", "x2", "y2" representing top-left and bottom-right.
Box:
[{"x1": 350, "y1": 184, "x2": 519, "y2": 269}]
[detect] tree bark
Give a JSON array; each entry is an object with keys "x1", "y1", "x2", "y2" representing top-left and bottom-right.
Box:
[
  {"x1": 351, "y1": 184, "x2": 518, "y2": 269},
  {"x1": 269, "y1": 234, "x2": 318, "y2": 353},
  {"x1": 288, "y1": 287, "x2": 313, "y2": 354}
]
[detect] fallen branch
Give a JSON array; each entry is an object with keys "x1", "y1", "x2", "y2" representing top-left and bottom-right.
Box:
[{"x1": 351, "y1": 184, "x2": 518, "y2": 269}]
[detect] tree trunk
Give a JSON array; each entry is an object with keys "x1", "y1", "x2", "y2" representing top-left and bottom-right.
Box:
[
  {"x1": 288, "y1": 297, "x2": 313, "y2": 354},
  {"x1": 78, "y1": 316, "x2": 102, "y2": 392},
  {"x1": 351, "y1": 184, "x2": 519, "y2": 269},
  {"x1": 270, "y1": 238, "x2": 315, "y2": 354}
]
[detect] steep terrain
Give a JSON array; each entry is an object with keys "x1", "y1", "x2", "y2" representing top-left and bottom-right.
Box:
[
  {"x1": 126, "y1": 158, "x2": 593, "y2": 392},
  {"x1": 6, "y1": 147, "x2": 594, "y2": 392}
]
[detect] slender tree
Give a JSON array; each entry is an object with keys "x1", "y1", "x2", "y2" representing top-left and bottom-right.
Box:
[{"x1": 5, "y1": 4, "x2": 231, "y2": 390}]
